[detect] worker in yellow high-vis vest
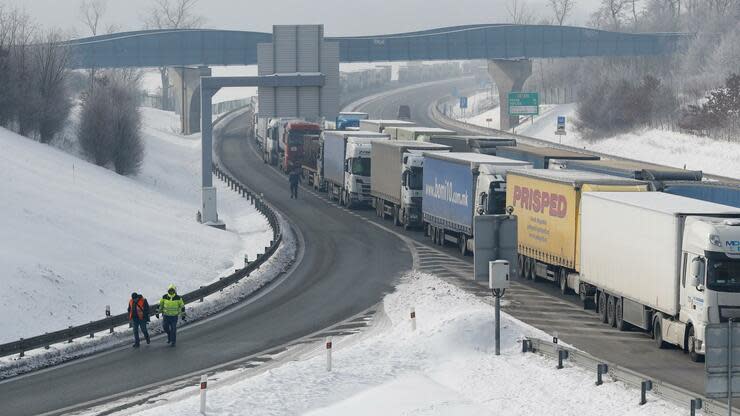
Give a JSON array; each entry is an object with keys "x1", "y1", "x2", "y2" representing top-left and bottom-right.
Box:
[{"x1": 157, "y1": 284, "x2": 185, "y2": 347}]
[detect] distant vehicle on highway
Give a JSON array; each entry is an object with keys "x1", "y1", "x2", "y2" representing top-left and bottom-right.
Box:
[{"x1": 397, "y1": 104, "x2": 411, "y2": 120}]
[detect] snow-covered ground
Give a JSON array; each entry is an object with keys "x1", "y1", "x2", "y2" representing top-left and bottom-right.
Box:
[
  {"x1": 0, "y1": 108, "x2": 271, "y2": 343},
  {"x1": 459, "y1": 101, "x2": 740, "y2": 179},
  {"x1": 104, "y1": 272, "x2": 683, "y2": 416}
]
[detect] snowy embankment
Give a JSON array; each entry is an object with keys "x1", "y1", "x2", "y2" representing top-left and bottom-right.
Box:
[
  {"x1": 114, "y1": 273, "x2": 682, "y2": 416},
  {"x1": 459, "y1": 102, "x2": 740, "y2": 179},
  {"x1": 0, "y1": 108, "x2": 271, "y2": 344}
]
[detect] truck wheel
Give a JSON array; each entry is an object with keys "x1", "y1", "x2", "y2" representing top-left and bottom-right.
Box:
[
  {"x1": 343, "y1": 191, "x2": 352, "y2": 208},
  {"x1": 597, "y1": 292, "x2": 608, "y2": 323},
  {"x1": 653, "y1": 319, "x2": 668, "y2": 349},
  {"x1": 527, "y1": 258, "x2": 537, "y2": 281},
  {"x1": 607, "y1": 295, "x2": 617, "y2": 327},
  {"x1": 438, "y1": 229, "x2": 445, "y2": 246},
  {"x1": 516, "y1": 254, "x2": 527, "y2": 279},
  {"x1": 459, "y1": 235, "x2": 467, "y2": 256},
  {"x1": 687, "y1": 326, "x2": 703, "y2": 362},
  {"x1": 615, "y1": 298, "x2": 627, "y2": 331},
  {"x1": 431, "y1": 226, "x2": 437, "y2": 244},
  {"x1": 558, "y1": 269, "x2": 568, "y2": 294},
  {"x1": 393, "y1": 207, "x2": 400, "y2": 226}
]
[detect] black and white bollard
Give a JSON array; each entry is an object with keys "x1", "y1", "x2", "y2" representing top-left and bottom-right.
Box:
[
  {"x1": 557, "y1": 348, "x2": 569, "y2": 369},
  {"x1": 640, "y1": 380, "x2": 653, "y2": 405},
  {"x1": 596, "y1": 363, "x2": 608, "y2": 386},
  {"x1": 690, "y1": 398, "x2": 703, "y2": 416},
  {"x1": 410, "y1": 308, "x2": 416, "y2": 331},
  {"x1": 326, "y1": 337, "x2": 332, "y2": 372},
  {"x1": 105, "y1": 305, "x2": 110, "y2": 317},
  {"x1": 489, "y1": 260, "x2": 510, "y2": 356},
  {"x1": 199, "y1": 375, "x2": 207, "y2": 415}
]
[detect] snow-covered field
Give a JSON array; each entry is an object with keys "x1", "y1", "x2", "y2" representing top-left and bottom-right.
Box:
[
  {"x1": 459, "y1": 101, "x2": 740, "y2": 179},
  {"x1": 0, "y1": 108, "x2": 271, "y2": 343},
  {"x1": 106, "y1": 273, "x2": 683, "y2": 416}
]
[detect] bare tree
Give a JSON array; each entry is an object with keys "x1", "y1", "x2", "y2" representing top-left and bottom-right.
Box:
[
  {"x1": 142, "y1": 0, "x2": 204, "y2": 111},
  {"x1": 79, "y1": 74, "x2": 144, "y2": 174},
  {"x1": 600, "y1": 0, "x2": 629, "y2": 29},
  {"x1": 32, "y1": 31, "x2": 72, "y2": 143},
  {"x1": 506, "y1": 0, "x2": 537, "y2": 24},
  {"x1": 549, "y1": 0, "x2": 576, "y2": 25},
  {"x1": 79, "y1": 0, "x2": 107, "y2": 37}
]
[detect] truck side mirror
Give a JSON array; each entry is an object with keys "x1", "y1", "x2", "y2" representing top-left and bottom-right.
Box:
[
  {"x1": 344, "y1": 160, "x2": 349, "y2": 172},
  {"x1": 690, "y1": 258, "x2": 705, "y2": 288}
]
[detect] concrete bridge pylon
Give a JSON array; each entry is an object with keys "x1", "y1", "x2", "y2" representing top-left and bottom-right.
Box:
[
  {"x1": 487, "y1": 59, "x2": 532, "y2": 131},
  {"x1": 171, "y1": 65, "x2": 212, "y2": 135}
]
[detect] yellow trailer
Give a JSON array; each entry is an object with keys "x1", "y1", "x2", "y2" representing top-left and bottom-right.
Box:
[{"x1": 505, "y1": 169, "x2": 648, "y2": 293}]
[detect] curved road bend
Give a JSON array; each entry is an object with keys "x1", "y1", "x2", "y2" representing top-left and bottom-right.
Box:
[
  {"x1": 0, "y1": 111, "x2": 410, "y2": 416},
  {"x1": 345, "y1": 78, "x2": 711, "y2": 396}
]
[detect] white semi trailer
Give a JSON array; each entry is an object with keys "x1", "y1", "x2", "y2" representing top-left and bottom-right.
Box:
[{"x1": 579, "y1": 192, "x2": 740, "y2": 361}]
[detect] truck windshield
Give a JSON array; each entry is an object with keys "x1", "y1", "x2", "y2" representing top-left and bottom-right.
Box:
[
  {"x1": 706, "y1": 252, "x2": 740, "y2": 292},
  {"x1": 408, "y1": 167, "x2": 423, "y2": 190},
  {"x1": 350, "y1": 158, "x2": 371, "y2": 176},
  {"x1": 488, "y1": 182, "x2": 507, "y2": 214},
  {"x1": 288, "y1": 133, "x2": 308, "y2": 146}
]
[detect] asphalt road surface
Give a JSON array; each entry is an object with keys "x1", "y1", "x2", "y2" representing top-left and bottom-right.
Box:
[
  {"x1": 345, "y1": 77, "x2": 710, "y2": 397},
  {"x1": 0, "y1": 108, "x2": 410, "y2": 416}
]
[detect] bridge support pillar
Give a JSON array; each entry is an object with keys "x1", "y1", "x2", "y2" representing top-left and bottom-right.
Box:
[
  {"x1": 487, "y1": 59, "x2": 532, "y2": 131},
  {"x1": 171, "y1": 66, "x2": 212, "y2": 135}
]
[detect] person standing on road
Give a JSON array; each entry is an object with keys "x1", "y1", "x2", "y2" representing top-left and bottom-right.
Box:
[
  {"x1": 128, "y1": 292, "x2": 150, "y2": 348},
  {"x1": 288, "y1": 166, "x2": 301, "y2": 199},
  {"x1": 157, "y1": 284, "x2": 185, "y2": 347}
]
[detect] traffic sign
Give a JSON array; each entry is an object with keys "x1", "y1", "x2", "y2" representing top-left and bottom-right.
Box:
[
  {"x1": 556, "y1": 115, "x2": 566, "y2": 136},
  {"x1": 508, "y1": 92, "x2": 539, "y2": 116},
  {"x1": 460, "y1": 96, "x2": 468, "y2": 109}
]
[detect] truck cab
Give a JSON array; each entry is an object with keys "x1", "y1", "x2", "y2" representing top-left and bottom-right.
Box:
[
  {"x1": 281, "y1": 121, "x2": 322, "y2": 173},
  {"x1": 474, "y1": 164, "x2": 523, "y2": 216},
  {"x1": 344, "y1": 137, "x2": 383, "y2": 206},
  {"x1": 679, "y1": 217, "x2": 740, "y2": 358},
  {"x1": 336, "y1": 112, "x2": 369, "y2": 130}
]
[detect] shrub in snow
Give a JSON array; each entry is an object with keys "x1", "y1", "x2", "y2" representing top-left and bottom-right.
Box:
[
  {"x1": 78, "y1": 73, "x2": 144, "y2": 175},
  {"x1": 680, "y1": 74, "x2": 740, "y2": 136}
]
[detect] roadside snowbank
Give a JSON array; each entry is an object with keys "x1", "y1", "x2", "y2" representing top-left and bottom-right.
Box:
[
  {"x1": 459, "y1": 102, "x2": 740, "y2": 179},
  {"x1": 0, "y1": 108, "x2": 271, "y2": 343},
  {"x1": 117, "y1": 272, "x2": 683, "y2": 416}
]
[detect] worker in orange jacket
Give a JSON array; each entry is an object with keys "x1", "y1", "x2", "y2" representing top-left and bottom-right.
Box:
[{"x1": 128, "y1": 292, "x2": 151, "y2": 348}]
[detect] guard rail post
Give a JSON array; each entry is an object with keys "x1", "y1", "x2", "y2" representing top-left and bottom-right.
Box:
[{"x1": 640, "y1": 380, "x2": 652, "y2": 405}]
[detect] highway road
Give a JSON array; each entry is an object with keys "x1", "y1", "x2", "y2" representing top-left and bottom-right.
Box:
[
  {"x1": 0, "y1": 77, "x2": 720, "y2": 415},
  {"x1": 341, "y1": 77, "x2": 712, "y2": 397},
  {"x1": 0, "y1": 110, "x2": 411, "y2": 416}
]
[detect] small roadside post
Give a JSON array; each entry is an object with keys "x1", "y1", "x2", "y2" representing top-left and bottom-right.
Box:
[{"x1": 489, "y1": 260, "x2": 510, "y2": 356}]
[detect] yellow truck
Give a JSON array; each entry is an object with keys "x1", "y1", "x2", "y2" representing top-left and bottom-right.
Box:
[{"x1": 505, "y1": 169, "x2": 649, "y2": 298}]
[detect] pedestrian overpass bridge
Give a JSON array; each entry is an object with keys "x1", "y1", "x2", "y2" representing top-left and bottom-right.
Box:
[{"x1": 67, "y1": 24, "x2": 688, "y2": 68}]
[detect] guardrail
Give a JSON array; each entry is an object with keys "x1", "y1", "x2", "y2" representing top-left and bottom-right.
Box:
[
  {"x1": 524, "y1": 337, "x2": 737, "y2": 415},
  {"x1": 0, "y1": 163, "x2": 282, "y2": 359}
]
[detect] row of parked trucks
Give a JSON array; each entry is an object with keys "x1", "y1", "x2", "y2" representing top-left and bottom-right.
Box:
[{"x1": 252, "y1": 112, "x2": 740, "y2": 362}]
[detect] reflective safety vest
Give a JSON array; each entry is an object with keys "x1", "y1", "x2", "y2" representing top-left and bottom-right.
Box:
[
  {"x1": 128, "y1": 297, "x2": 146, "y2": 321},
  {"x1": 159, "y1": 293, "x2": 185, "y2": 316}
]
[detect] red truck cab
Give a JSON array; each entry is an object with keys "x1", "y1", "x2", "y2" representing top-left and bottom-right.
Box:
[{"x1": 282, "y1": 121, "x2": 322, "y2": 173}]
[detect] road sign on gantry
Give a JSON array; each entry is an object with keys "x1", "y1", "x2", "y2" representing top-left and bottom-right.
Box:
[
  {"x1": 508, "y1": 92, "x2": 539, "y2": 116},
  {"x1": 257, "y1": 25, "x2": 339, "y2": 121}
]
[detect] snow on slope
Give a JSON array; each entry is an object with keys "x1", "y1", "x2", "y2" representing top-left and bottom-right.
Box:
[
  {"x1": 0, "y1": 108, "x2": 271, "y2": 343},
  {"x1": 112, "y1": 273, "x2": 682, "y2": 416},
  {"x1": 459, "y1": 102, "x2": 740, "y2": 179}
]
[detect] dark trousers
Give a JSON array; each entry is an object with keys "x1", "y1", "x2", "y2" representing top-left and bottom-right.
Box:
[
  {"x1": 133, "y1": 320, "x2": 150, "y2": 345},
  {"x1": 163, "y1": 315, "x2": 179, "y2": 344},
  {"x1": 290, "y1": 182, "x2": 298, "y2": 199}
]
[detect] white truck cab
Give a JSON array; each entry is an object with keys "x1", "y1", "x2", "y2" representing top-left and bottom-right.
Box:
[
  {"x1": 680, "y1": 217, "x2": 740, "y2": 357},
  {"x1": 344, "y1": 137, "x2": 387, "y2": 206},
  {"x1": 474, "y1": 164, "x2": 529, "y2": 216}
]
